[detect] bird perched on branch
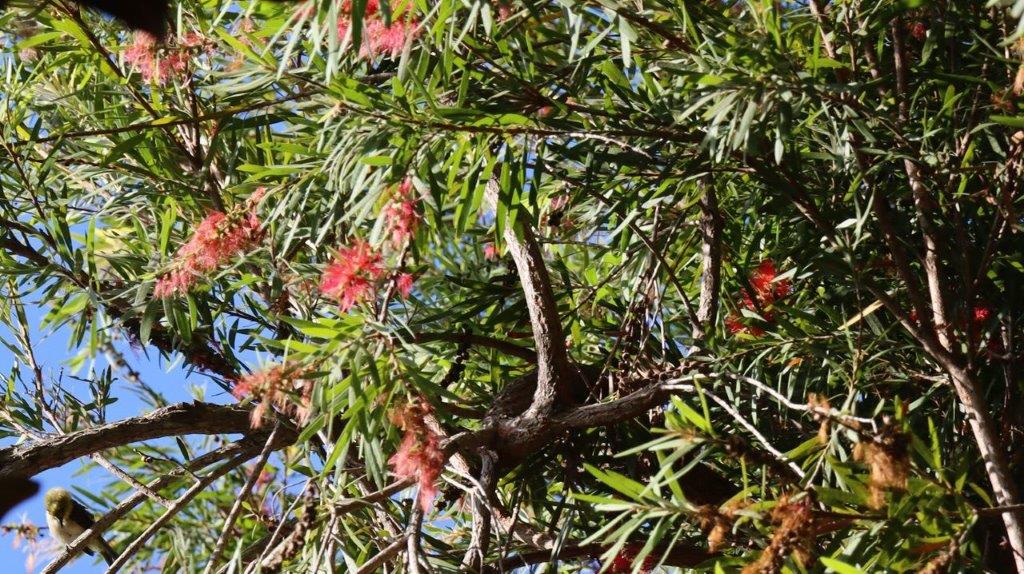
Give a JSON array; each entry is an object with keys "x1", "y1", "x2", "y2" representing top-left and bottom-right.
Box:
[{"x1": 43, "y1": 487, "x2": 118, "y2": 565}]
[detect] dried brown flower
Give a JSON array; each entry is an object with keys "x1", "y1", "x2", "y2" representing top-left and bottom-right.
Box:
[
  {"x1": 741, "y1": 496, "x2": 815, "y2": 574},
  {"x1": 853, "y1": 426, "x2": 909, "y2": 509}
]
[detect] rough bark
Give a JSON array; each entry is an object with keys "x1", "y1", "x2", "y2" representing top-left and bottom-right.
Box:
[
  {"x1": 695, "y1": 181, "x2": 722, "y2": 339},
  {"x1": 484, "y1": 179, "x2": 578, "y2": 416},
  {"x1": 0, "y1": 402, "x2": 270, "y2": 478}
]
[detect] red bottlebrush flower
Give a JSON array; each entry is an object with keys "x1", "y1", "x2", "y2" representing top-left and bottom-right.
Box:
[
  {"x1": 973, "y1": 305, "x2": 991, "y2": 323},
  {"x1": 908, "y1": 21, "x2": 927, "y2": 41},
  {"x1": 607, "y1": 543, "x2": 655, "y2": 573},
  {"x1": 383, "y1": 178, "x2": 420, "y2": 246},
  {"x1": 727, "y1": 259, "x2": 789, "y2": 338},
  {"x1": 388, "y1": 399, "x2": 445, "y2": 512},
  {"x1": 396, "y1": 273, "x2": 415, "y2": 298},
  {"x1": 336, "y1": 0, "x2": 419, "y2": 60},
  {"x1": 749, "y1": 259, "x2": 791, "y2": 303},
  {"x1": 154, "y1": 200, "x2": 263, "y2": 298},
  {"x1": 483, "y1": 243, "x2": 498, "y2": 260},
  {"x1": 320, "y1": 240, "x2": 386, "y2": 311},
  {"x1": 725, "y1": 314, "x2": 745, "y2": 335}
]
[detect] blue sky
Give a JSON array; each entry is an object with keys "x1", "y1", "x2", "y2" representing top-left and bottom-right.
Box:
[{"x1": 0, "y1": 303, "x2": 228, "y2": 574}]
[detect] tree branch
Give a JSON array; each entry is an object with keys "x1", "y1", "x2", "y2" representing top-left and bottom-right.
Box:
[
  {"x1": 0, "y1": 402, "x2": 282, "y2": 478},
  {"x1": 695, "y1": 180, "x2": 722, "y2": 339},
  {"x1": 201, "y1": 424, "x2": 282, "y2": 574},
  {"x1": 103, "y1": 453, "x2": 251, "y2": 573},
  {"x1": 485, "y1": 179, "x2": 577, "y2": 416},
  {"x1": 39, "y1": 433, "x2": 279, "y2": 574}
]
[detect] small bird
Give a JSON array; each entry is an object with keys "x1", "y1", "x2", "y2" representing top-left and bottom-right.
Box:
[{"x1": 43, "y1": 487, "x2": 118, "y2": 565}]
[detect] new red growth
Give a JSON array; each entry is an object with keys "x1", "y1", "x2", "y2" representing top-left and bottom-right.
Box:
[{"x1": 388, "y1": 399, "x2": 445, "y2": 512}]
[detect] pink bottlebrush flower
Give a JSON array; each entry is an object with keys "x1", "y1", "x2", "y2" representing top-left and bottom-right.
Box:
[
  {"x1": 320, "y1": 240, "x2": 386, "y2": 311},
  {"x1": 154, "y1": 204, "x2": 262, "y2": 298},
  {"x1": 396, "y1": 273, "x2": 415, "y2": 298},
  {"x1": 124, "y1": 31, "x2": 209, "y2": 84},
  {"x1": 388, "y1": 399, "x2": 445, "y2": 512},
  {"x1": 367, "y1": 18, "x2": 417, "y2": 58},
  {"x1": 384, "y1": 178, "x2": 420, "y2": 246},
  {"x1": 123, "y1": 32, "x2": 157, "y2": 79},
  {"x1": 231, "y1": 376, "x2": 254, "y2": 399},
  {"x1": 336, "y1": 0, "x2": 419, "y2": 60},
  {"x1": 483, "y1": 243, "x2": 498, "y2": 260}
]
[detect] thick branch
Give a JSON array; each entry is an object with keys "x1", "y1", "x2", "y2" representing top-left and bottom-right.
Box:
[
  {"x1": 485, "y1": 179, "x2": 576, "y2": 416},
  {"x1": 695, "y1": 181, "x2": 722, "y2": 339},
  {"x1": 0, "y1": 402, "x2": 272, "y2": 478},
  {"x1": 892, "y1": 20, "x2": 952, "y2": 350}
]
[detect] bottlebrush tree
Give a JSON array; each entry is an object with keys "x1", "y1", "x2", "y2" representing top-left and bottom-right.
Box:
[{"x1": 1, "y1": 0, "x2": 1024, "y2": 572}]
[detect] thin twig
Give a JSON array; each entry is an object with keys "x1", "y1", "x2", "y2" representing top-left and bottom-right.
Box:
[
  {"x1": 701, "y1": 388, "x2": 806, "y2": 480},
  {"x1": 201, "y1": 424, "x2": 281, "y2": 574},
  {"x1": 103, "y1": 453, "x2": 252, "y2": 574},
  {"x1": 40, "y1": 435, "x2": 272, "y2": 574},
  {"x1": 356, "y1": 534, "x2": 410, "y2": 573}
]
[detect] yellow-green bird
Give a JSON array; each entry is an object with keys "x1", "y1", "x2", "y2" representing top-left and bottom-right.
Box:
[{"x1": 43, "y1": 488, "x2": 118, "y2": 564}]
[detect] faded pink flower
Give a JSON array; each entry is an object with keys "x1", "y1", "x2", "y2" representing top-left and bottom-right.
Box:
[
  {"x1": 383, "y1": 178, "x2": 420, "y2": 245},
  {"x1": 232, "y1": 362, "x2": 313, "y2": 428},
  {"x1": 320, "y1": 240, "x2": 386, "y2": 311},
  {"x1": 483, "y1": 243, "x2": 498, "y2": 260},
  {"x1": 123, "y1": 31, "x2": 209, "y2": 84},
  {"x1": 388, "y1": 399, "x2": 445, "y2": 511},
  {"x1": 336, "y1": 0, "x2": 420, "y2": 60},
  {"x1": 497, "y1": 2, "x2": 513, "y2": 21},
  {"x1": 396, "y1": 273, "x2": 415, "y2": 298},
  {"x1": 154, "y1": 200, "x2": 263, "y2": 298}
]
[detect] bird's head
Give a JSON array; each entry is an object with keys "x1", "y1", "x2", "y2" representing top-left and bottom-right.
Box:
[{"x1": 44, "y1": 488, "x2": 72, "y2": 520}]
